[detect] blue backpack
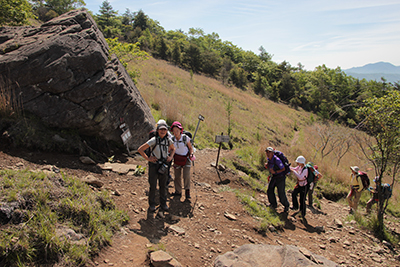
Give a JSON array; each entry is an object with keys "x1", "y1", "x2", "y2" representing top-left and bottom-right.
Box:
[{"x1": 382, "y1": 183, "x2": 392, "y2": 200}]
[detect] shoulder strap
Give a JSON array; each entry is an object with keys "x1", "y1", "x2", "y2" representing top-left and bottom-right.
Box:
[
  {"x1": 172, "y1": 134, "x2": 188, "y2": 148},
  {"x1": 183, "y1": 134, "x2": 187, "y2": 145},
  {"x1": 149, "y1": 137, "x2": 159, "y2": 157},
  {"x1": 154, "y1": 136, "x2": 167, "y2": 160}
]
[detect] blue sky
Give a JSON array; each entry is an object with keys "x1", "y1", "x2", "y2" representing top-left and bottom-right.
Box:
[{"x1": 84, "y1": 0, "x2": 400, "y2": 71}]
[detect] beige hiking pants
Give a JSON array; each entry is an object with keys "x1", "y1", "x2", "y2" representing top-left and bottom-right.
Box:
[
  {"x1": 173, "y1": 165, "x2": 191, "y2": 194},
  {"x1": 346, "y1": 188, "x2": 362, "y2": 211}
]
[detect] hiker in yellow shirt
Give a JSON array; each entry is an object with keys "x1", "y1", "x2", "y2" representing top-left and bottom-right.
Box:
[{"x1": 346, "y1": 166, "x2": 362, "y2": 214}]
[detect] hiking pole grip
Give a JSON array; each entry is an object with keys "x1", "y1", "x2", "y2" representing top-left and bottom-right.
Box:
[{"x1": 192, "y1": 114, "x2": 204, "y2": 142}]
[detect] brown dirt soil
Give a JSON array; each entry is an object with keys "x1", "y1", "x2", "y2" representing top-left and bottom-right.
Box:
[{"x1": 1, "y1": 147, "x2": 400, "y2": 267}]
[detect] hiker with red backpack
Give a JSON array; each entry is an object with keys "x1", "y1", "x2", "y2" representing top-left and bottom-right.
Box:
[
  {"x1": 264, "y1": 147, "x2": 290, "y2": 212},
  {"x1": 170, "y1": 121, "x2": 194, "y2": 201},
  {"x1": 138, "y1": 119, "x2": 175, "y2": 213},
  {"x1": 346, "y1": 166, "x2": 363, "y2": 214},
  {"x1": 289, "y1": 156, "x2": 309, "y2": 218}
]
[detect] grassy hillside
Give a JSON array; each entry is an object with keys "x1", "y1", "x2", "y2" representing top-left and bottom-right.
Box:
[
  {"x1": 131, "y1": 57, "x2": 400, "y2": 216},
  {"x1": 133, "y1": 57, "x2": 309, "y2": 149}
]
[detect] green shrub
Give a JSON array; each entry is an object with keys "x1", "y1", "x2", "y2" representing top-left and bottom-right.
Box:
[{"x1": 0, "y1": 169, "x2": 129, "y2": 266}]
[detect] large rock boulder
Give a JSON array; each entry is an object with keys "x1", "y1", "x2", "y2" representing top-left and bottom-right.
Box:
[
  {"x1": 214, "y1": 244, "x2": 339, "y2": 267},
  {"x1": 0, "y1": 9, "x2": 154, "y2": 149}
]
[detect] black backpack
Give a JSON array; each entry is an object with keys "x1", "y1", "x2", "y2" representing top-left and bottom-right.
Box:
[
  {"x1": 171, "y1": 133, "x2": 190, "y2": 149},
  {"x1": 182, "y1": 130, "x2": 194, "y2": 145},
  {"x1": 182, "y1": 130, "x2": 192, "y2": 139},
  {"x1": 144, "y1": 130, "x2": 157, "y2": 157},
  {"x1": 274, "y1": 150, "x2": 291, "y2": 176}
]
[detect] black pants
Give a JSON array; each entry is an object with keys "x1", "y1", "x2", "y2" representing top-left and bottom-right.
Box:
[
  {"x1": 292, "y1": 184, "x2": 309, "y2": 217},
  {"x1": 148, "y1": 162, "x2": 168, "y2": 207},
  {"x1": 267, "y1": 175, "x2": 289, "y2": 209}
]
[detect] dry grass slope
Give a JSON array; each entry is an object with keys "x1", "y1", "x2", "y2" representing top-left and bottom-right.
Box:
[
  {"x1": 130, "y1": 57, "x2": 400, "y2": 209},
  {"x1": 133, "y1": 58, "x2": 310, "y2": 148}
]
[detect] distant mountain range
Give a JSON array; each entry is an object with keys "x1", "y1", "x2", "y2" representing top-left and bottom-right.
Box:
[{"x1": 343, "y1": 62, "x2": 400, "y2": 84}]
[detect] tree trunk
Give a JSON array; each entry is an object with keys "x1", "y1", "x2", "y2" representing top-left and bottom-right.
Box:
[{"x1": 376, "y1": 183, "x2": 385, "y2": 236}]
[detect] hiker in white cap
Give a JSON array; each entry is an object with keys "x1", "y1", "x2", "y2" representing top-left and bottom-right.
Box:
[
  {"x1": 290, "y1": 155, "x2": 309, "y2": 218},
  {"x1": 346, "y1": 166, "x2": 362, "y2": 214},
  {"x1": 138, "y1": 119, "x2": 175, "y2": 213}
]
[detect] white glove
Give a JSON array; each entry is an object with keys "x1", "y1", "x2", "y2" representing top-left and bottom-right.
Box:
[{"x1": 310, "y1": 182, "x2": 314, "y2": 190}]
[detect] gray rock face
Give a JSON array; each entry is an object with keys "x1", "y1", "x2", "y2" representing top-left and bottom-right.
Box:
[
  {"x1": 0, "y1": 9, "x2": 154, "y2": 149},
  {"x1": 214, "y1": 244, "x2": 339, "y2": 267}
]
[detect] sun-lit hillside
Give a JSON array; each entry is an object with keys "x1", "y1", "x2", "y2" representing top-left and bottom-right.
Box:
[
  {"x1": 131, "y1": 57, "x2": 399, "y2": 208},
  {"x1": 132, "y1": 57, "x2": 310, "y2": 148}
]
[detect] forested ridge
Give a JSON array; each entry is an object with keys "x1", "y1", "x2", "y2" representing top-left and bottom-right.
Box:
[
  {"x1": 2, "y1": 0, "x2": 400, "y2": 127},
  {"x1": 89, "y1": 1, "x2": 400, "y2": 127}
]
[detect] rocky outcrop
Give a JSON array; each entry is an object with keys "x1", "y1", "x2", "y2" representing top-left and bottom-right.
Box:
[
  {"x1": 0, "y1": 9, "x2": 154, "y2": 149},
  {"x1": 214, "y1": 244, "x2": 339, "y2": 267}
]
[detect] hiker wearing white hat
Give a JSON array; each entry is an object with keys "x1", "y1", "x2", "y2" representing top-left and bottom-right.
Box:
[
  {"x1": 290, "y1": 155, "x2": 309, "y2": 218},
  {"x1": 138, "y1": 119, "x2": 175, "y2": 213},
  {"x1": 346, "y1": 166, "x2": 363, "y2": 214}
]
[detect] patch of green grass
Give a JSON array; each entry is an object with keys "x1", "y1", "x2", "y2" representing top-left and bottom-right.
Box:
[
  {"x1": 235, "y1": 190, "x2": 283, "y2": 231},
  {"x1": 346, "y1": 211, "x2": 400, "y2": 244},
  {"x1": 0, "y1": 169, "x2": 129, "y2": 266},
  {"x1": 386, "y1": 200, "x2": 400, "y2": 218},
  {"x1": 316, "y1": 178, "x2": 348, "y2": 201},
  {"x1": 157, "y1": 243, "x2": 167, "y2": 251},
  {"x1": 313, "y1": 197, "x2": 321, "y2": 209},
  {"x1": 345, "y1": 212, "x2": 369, "y2": 228}
]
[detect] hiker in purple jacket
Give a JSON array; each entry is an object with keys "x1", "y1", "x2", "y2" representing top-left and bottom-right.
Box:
[{"x1": 264, "y1": 147, "x2": 289, "y2": 212}]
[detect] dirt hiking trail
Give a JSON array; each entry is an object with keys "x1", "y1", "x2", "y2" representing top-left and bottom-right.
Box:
[{"x1": 1, "y1": 147, "x2": 399, "y2": 267}]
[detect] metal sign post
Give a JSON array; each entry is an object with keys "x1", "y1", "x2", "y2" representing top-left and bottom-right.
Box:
[
  {"x1": 214, "y1": 133, "x2": 230, "y2": 184},
  {"x1": 215, "y1": 134, "x2": 230, "y2": 167}
]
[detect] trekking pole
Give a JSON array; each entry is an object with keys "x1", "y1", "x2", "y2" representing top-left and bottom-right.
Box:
[
  {"x1": 192, "y1": 114, "x2": 205, "y2": 142},
  {"x1": 192, "y1": 114, "x2": 205, "y2": 174}
]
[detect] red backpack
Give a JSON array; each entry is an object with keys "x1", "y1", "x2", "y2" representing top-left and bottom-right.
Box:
[{"x1": 357, "y1": 171, "x2": 370, "y2": 190}]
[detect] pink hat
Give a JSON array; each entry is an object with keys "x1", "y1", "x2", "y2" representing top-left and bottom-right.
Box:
[{"x1": 171, "y1": 121, "x2": 183, "y2": 133}]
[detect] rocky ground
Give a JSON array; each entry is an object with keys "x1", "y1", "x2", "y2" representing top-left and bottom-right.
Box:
[{"x1": 1, "y1": 147, "x2": 400, "y2": 267}]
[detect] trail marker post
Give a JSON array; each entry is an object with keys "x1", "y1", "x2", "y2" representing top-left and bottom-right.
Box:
[
  {"x1": 214, "y1": 133, "x2": 230, "y2": 184},
  {"x1": 215, "y1": 133, "x2": 230, "y2": 167},
  {"x1": 119, "y1": 118, "x2": 132, "y2": 155}
]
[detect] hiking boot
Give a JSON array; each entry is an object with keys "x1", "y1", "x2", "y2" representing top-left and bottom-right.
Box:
[
  {"x1": 283, "y1": 206, "x2": 289, "y2": 213},
  {"x1": 171, "y1": 192, "x2": 182, "y2": 197},
  {"x1": 161, "y1": 204, "x2": 169, "y2": 212},
  {"x1": 185, "y1": 189, "x2": 191, "y2": 199},
  {"x1": 149, "y1": 205, "x2": 156, "y2": 212}
]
